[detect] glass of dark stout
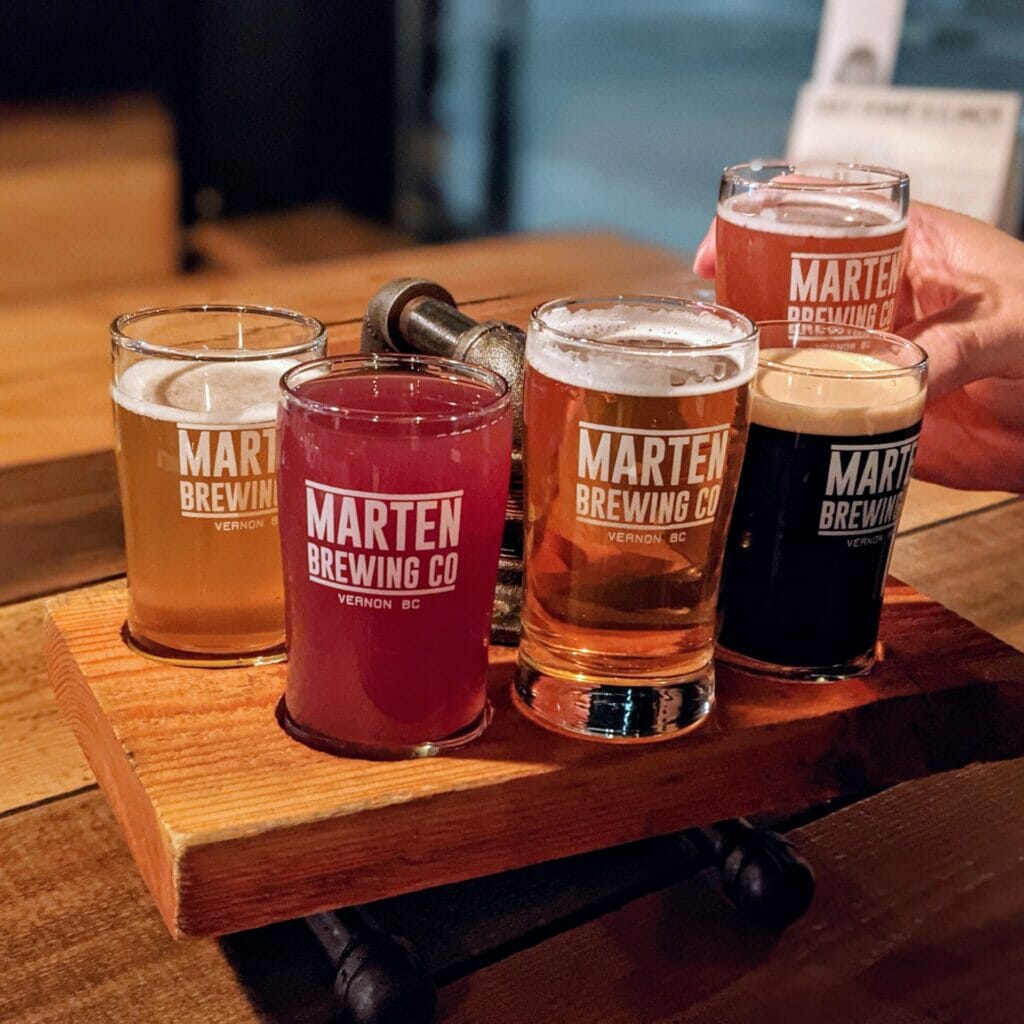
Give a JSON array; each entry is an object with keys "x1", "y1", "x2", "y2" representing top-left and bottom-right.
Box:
[{"x1": 716, "y1": 321, "x2": 927, "y2": 680}]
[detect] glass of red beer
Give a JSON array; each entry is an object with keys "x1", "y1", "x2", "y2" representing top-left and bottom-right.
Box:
[
  {"x1": 716, "y1": 160, "x2": 909, "y2": 330},
  {"x1": 276, "y1": 353, "x2": 513, "y2": 759}
]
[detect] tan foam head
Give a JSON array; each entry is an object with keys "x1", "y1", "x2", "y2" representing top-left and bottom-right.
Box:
[{"x1": 752, "y1": 348, "x2": 925, "y2": 437}]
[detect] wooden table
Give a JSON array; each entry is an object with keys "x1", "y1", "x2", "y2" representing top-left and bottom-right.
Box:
[{"x1": 1, "y1": 233, "x2": 1022, "y2": 1024}]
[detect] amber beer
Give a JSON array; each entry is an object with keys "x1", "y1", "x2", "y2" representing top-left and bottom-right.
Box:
[
  {"x1": 717, "y1": 322, "x2": 927, "y2": 679},
  {"x1": 111, "y1": 306, "x2": 326, "y2": 664},
  {"x1": 516, "y1": 297, "x2": 758, "y2": 741},
  {"x1": 716, "y1": 161, "x2": 909, "y2": 330}
]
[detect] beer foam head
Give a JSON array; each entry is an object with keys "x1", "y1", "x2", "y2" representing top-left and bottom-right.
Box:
[
  {"x1": 754, "y1": 347, "x2": 925, "y2": 436},
  {"x1": 717, "y1": 191, "x2": 906, "y2": 239},
  {"x1": 113, "y1": 357, "x2": 298, "y2": 424},
  {"x1": 527, "y1": 302, "x2": 758, "y2": 397}
]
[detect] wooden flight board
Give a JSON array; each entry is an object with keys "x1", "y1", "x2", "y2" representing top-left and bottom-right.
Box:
[{"x1": 45, "y1": 578, "x2": 1024, "y2": 939}]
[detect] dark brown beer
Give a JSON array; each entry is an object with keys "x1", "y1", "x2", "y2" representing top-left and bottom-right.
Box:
[{"x1": 718, "y1": 339, "x2": 926, "y2": 678}]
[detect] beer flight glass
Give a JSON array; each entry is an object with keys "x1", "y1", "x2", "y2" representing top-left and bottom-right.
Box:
[
  {"x1": 111, "y1": 305, "x2": 326, "y2": 665},
  {"x1": 276, "y1": 353, "x2": 513, "y2": 758},
  {"x1": 717, "y1": 322, "x2": 927, "y2": 679},
  {"x1": 516, "y1": 296, "x2": 759, "y2": 741},
  {"x1": 716, "y1": 160, "x2": 909, "y2": 330}
]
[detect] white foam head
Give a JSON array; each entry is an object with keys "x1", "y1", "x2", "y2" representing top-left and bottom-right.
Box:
[
  {"x1": 717, "y1": 191, "x2": 906, "y2": 239},
  {"x1": 112, "y1": 357, "x2": 299, "y2": 424},
  {"x1": 527, "y1": 302, "x2": 758, "y2": 397}
]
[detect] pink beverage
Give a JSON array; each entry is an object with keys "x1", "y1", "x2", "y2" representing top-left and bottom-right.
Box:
[{"x1": 276, "y1": 354, "x2": 513, "y2": 758}]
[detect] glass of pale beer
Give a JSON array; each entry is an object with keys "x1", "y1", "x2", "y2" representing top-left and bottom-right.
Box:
[
  {"x1": 717, "y1": 321, "x2": 927, "y2": 679},
  {"x1": 717, "y1": 160, "x2": 909, "y2": 330},
  {"x1": 111, "y1": 305, "x2": 326, "y2": 665},
  {"x1": 516, "y1": 296, "x2": 759, "y2": 741}
]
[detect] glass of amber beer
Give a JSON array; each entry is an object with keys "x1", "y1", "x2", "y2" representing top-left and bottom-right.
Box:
[
  {"x1": 111, "y1": 305, "x2": 326, "y2": 665},
  {"x1": 516, "y1": 297, "x2": 758, "y2": 741},
  {"x1": 716, "y1": 160, "x2": 909, "y2": 330},
  {"x1": 276, "y1": 353, "x2": 512, "y2": 758},
  {"x1": 717, "y1": 322, "x2": 927, "y2": 679}
]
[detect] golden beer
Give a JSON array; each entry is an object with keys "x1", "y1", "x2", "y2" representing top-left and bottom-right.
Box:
[
  {"x1": 516, "y1": 297, "x2": 758, "y2": 741},
  {"x1": 111, "y1": 306, "x2": 326, "y2": 664}
]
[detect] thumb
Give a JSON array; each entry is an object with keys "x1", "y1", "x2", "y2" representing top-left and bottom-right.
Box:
[{"x1": 692, "y1": 220, "x2": 717, "y2": 279}]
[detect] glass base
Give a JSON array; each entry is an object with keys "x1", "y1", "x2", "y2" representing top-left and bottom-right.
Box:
[
  {"x1": 715, "y1": 643, "x2": 877, "y2": 682},
  {"x1": 121, "y1": 622, "x2": 287, "y2": 668},
  {"x1": 513, "y1": 654, "x2": 714, "y2": 742},
  {"x1": 275, "y1": 697, "x2": 493, "y2": 760}
]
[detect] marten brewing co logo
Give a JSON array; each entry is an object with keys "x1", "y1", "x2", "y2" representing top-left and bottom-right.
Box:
[
  {"x1": 176, "y1": 422, "x2": 278, "y2": 526},
  {"x1": 788, "y1": 246, "x2": 902, "y2": 329},
  {"x1": 575, "y1": 421, "x2": 729, "y2": 545},
  {"x1": 304, "y1": 481, "x2": 462, "y2": 608},
  {"x1": 819, "y1": 434, "x2": 919, "y2": 544}
]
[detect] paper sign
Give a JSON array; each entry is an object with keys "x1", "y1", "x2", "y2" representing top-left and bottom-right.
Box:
[
  {"x1": 812, "y1": 0, "x2": 906, "y2": 85},
  {"x1": 787, "y1": 83, "x2": 1022, "y2": 227}
]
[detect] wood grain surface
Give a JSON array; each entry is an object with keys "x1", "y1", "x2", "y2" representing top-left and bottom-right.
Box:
[
  {"x1": 0, "y1": 232, "x2": 691, "y2": 467},
  {"x1": 898, "y1": 479, "x2": 1016, "y2": 534},
  {"x1": 0, "y1": 594, "x2": 95, "y2": 815},
  {"x1": 440, "y1": 757, "x2": 1024, "y2": 1024},
  {"x1": 0, "y1": 791, "x2": 257, "y2": 1024},
  {"x1": 893, "y1": 498, "x2": 1024, "y2": 652},
  {"x1": 0, "y1": 450, "x2": 123, "y2": 605},
  {"x1": 44, "y1": 576, "x2": 1024, "y2": 938}
]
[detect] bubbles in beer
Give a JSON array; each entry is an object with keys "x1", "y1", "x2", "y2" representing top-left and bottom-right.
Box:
[
  {"x1": 112, "y1": 358, "x2": 298, "y2": 424},
  {"x1": 528, "y1": 303, "x2": 756, "y2": 397}
]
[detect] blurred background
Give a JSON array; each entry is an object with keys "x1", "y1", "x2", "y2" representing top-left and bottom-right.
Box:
[{"x1": 1, "y1": 0, "x2": 1022, "y2": 300}]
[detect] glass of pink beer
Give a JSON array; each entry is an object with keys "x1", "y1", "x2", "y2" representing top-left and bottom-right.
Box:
[
  {"x1": 276, "y1": 353, "x2": 513, "y2": 758},
  {"x1": 717, "y1": 160, "x2": 909, "y2": 330}
]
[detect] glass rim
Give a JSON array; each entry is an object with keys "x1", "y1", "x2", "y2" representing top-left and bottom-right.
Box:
[
  {"x1": 722, "y1": 159, "x2": 909, "y2": 193},
  {"x1": 279, "y1": 351, "x2": 512, "y2": 424},
  {"x1": 757, "y1": 320, "x2": 928, "y2": 380},
  {"x1": 110, "y1": 304, "x2": 327, "y2": 362},
  {"x1": 530, "y1": 295, "x2": 759, "y2": 354}
]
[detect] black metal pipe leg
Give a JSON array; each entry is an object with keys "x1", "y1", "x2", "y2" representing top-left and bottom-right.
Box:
[
  {"x1": 685, "y1": 818, "x2": 816, "y2": 929},
  {"x1": 301, "y1": 819, "x2": 811, "y2": 1020},
  {"x1": 305, "y1": 909, "x2": 437, "y2": 1024}
]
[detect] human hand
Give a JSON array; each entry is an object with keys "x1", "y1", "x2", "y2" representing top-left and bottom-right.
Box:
[{"x1": 694, "y1": 202, "x2": 1024, "y2": 492}]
